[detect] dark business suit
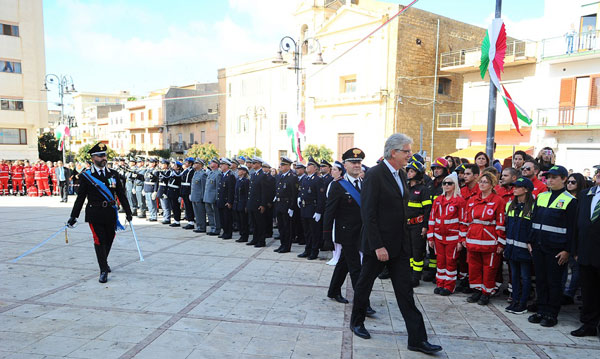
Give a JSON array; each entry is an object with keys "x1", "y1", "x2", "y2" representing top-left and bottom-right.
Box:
[
  {"x1": 575, "y1": 186, "x2": 600, "y2": 330},
  {"x1": 350, "y1": 161, "x2": 427, "y2": 346},
  {"x1": 54, "y1": 166, "x2": 71, "y2": 202},
  {"x1": 324, "y1": 176, "x2": 363, "y2": 298}
]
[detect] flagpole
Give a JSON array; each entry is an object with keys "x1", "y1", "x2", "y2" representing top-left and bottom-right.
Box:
[{"x1": 485, "y1": 0, "x2": 502, "y2": 161}]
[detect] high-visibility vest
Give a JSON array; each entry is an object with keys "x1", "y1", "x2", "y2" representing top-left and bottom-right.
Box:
[{"x1": 531, "y1": 190, "x2": 575, "y2": 247}]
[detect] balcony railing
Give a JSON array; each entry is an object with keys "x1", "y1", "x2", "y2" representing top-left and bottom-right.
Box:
[
  {"x1": 537, "y1": 106, "x2": 600, "y2": 128},
  {"x1": 541, "y1": 30, "x2": 600, "y2": 59},
  {"x1": 437, "y1": 113, "x2": 463, "y2": 129},
  {"x1": 440, "y1": 40, "x2": 531, "y2": 69}
]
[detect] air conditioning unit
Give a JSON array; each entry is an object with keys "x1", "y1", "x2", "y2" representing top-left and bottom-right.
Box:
[{"x1": 456, "y1": 138, "x2": 470, "y2": 150}]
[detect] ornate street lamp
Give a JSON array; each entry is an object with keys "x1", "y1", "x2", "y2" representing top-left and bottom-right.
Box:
[{"x1": 42, "y1": 74, "x2": 77, "y2": 162}]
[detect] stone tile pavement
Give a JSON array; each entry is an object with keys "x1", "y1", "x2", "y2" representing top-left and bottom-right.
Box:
[{"x1": 0, "y1": 196, "x2": 599, "y2": 358}]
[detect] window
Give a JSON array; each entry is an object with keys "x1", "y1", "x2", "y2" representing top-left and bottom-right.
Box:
[
  {"x1": 340, "y1": 75, "x2": 357, "y2": 93},
  {"x1": 279, "y1": 113, "x2": 288, "y2": 130},
  {"x1": 190, "y1": 132, "x2": 194, "y2": 144},
  {"x1": 201, "y1": 130, "x2": 206, "y2": 144},
  {"x1": 148, "y1": 109, "x2": 152, "y2": 121},
  {"x1": 438, "y1": 78, "x2": 451, "y2": 95},
  {"x1": 130, "y1": 113, "x2": 135, "y2": 122},
  {"x1": 95, "y1": 97, "x2": 100, "y2": 102},
  {"x1": 1, "y1": 60, "x2": 21, "y2": 73},
  {"x1": 0, "y1": 128, "x2": 27, "y2": 144},
  {"x1": 140, "y1": 112, "x2": 144, "y2": 121},
  {"x1": 178, "y1": 133, "x2": 183, "y2": 144},
  {"x1": 1, "y1": 99, "x2": 24, "y2": 111},
  {"x1": 279, "y1": 150, "x2": 288, "y2": 159},
  {"x1": 140, "y1": 134, "x2": 144, "y2": 144},
  {"x1": 1, "y1": 23, "x2": 19, "y2": 36},
  {"x1": 131, "y1": 135, "x2": 136, "y2": 145}
]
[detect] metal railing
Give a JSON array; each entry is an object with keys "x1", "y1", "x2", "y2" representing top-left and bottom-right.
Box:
[
  {"x1": 541, "y1": 30, "x2": 600, "y2": 58},
  {"x1": 437, "y1": 113, "x2": 463, "y2": 129},
  {"x1": 537, "y1": 106, "x2": 600, "y2": 127},
  {"x1": 440, "y1": 40, "x2": 529, "y2": 68}
]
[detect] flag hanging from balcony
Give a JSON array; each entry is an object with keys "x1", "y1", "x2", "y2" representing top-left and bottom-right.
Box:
[{"x1": 480, "y1": 18, "x2": 532, "y2": 135}]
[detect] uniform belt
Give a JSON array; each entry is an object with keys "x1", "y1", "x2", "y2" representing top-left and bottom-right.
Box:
[
  {"x1": 168, "y1": 184, "x2": 179, "y2": 189},
  {"x1": 88, "y1": 200, "x2": 116, "y2": 208},
  {"x1": 159, "y1": 183, "x2": 166, "y2": 186},
  {"x1": 181, "y1": 183, "x2": 191, "y2": 186},
  {"x1": 407, "y1": 215, "x2": 424, "y2": 225},
  {"x1": 144, "y1": 181, "x2": 155, "y2": 185}
]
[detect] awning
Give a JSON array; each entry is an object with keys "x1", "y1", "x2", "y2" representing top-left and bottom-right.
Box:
[{"x1": 446, "y1": 145, "x2": 533, "y2": 161}]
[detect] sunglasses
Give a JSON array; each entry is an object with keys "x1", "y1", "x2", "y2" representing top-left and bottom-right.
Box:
[
  {"x1": 442, "y1": 182, "x2": 454, "y2": 186},
  {"x1": 567, "y1": 180, "x2": 577, "y2": 184},
  {"x1": 522, "y1": 167, "x2": 532, "y2": 171}
]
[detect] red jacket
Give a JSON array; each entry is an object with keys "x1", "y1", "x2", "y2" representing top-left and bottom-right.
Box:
[
  {"x1": 531, "y1": 177, "x2": 547, "y2": 198},
  {"x1": 427, "y1": 195, "x2": 467, "y2": 242},
  {"x1": 495, "y1": 185, "x2": 515, "y2": 204},
  {"x1": 460, "y1": 183, "x2": 480, "y2": 202},
  {"x1": 24, "y1": 167, "x2": 35, "y2": 182},
  {"x1": 11, "y1": 165, "x2": 24, "y2": 180},
  {"x1": 0, "y1": 163, "x2": 9, "y2": 179},
  {"x1": 464, "y1": 193, "x2": 506, "y2": 252}
]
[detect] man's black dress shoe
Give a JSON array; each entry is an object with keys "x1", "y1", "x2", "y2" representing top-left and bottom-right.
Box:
[
  {"x1": 278, "y1": 248, "x2": 290, "y2": 253},
  {"x1": 183, "y1": 224, "x2": 194, "y2": 230},
  {"x1": 161, "y1": 220, "x2": 170, "y2": 225},
  {"x1": 148, "y1": 218, "x2": 157, "y2": 222},
  {"x1": 328, "y1": 294, "x2": 349, "y2": 304},
  {"x1": 246, "y1": 241, "x2": 257, "y2": 246},
  {"x1": 366, "y1": 306, "x2": 376, "y2": 317},
  {"x1": 222, "y1": 236, "x2": 232, "y2": 240},
  {"x1": 407, "y1": 341, "x2": 442, "y2": 354},
  {"x1": 193, "y1": 229, "x2": 204, "y2": 233},
  {"x1": 254, "y1": 242, "x2": 265, "y2": 248},
  {"x1": 169, "y1": 223, "x2": 180, "y2": 227},
  {"x1": 307, "y1": 253, "x2": 318, "y2": 260},
  {"x1": 350, "y1": 324, "x2": 371, "y2": 339},
  {"x1": 99, "y1": 272, "x2": 108, "y2": 283},
  {"x1": 297, "y1": 251, "x2": 309, "y2": 258},
  {"x1": 528, "y1": 313, "x2": 543, "y2": 323},
  {"x1": 207, "y1": 231, "x2": 218, "y2": 236},
  {"x1": 570, "y1": 325, "x2": 597, "y2": 337},
  {"x1": 273, "y1": 247, "x2": 282, "y2": 253},
  {"x1": 236, "y1": 237, "x2": 248, "y2": 242},
  {"x1": 540, "y1": 316, "x2": 558, "y2": 327}
]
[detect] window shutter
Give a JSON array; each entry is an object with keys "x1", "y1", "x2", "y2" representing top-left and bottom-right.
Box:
[
  {"x1": 559, "y1": 78, "x2": 576, "y2": 107},
  {"x1": 589, "y1": 75, "x2": 600, "y2": 107}
]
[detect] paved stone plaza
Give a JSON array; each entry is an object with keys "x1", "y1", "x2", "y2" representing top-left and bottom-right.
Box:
[{"x1": 1, "y1": 197, "x2": 599, "y2": 359}]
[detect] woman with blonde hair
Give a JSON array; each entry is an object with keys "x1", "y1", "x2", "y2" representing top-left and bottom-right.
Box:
[
  {"x1": 463, "y1": 171, "x2": 507, "y2": 305},
  {"x1": 427, "y1": 173, "x2": 467, "y2": 295}
]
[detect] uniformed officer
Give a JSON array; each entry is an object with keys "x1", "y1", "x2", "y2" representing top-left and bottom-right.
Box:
[
  {"x1": 274, "y1": 157, "x2": 298, "y2": 253},
  {"x1": 167, "y1": 161, "x2": 183, "y2": 227},
  {"x1": 298, "y1": 157, "x2": 326, "y2": 260},
  {"x1": 247, "y1": 157, "x2": 268, "y2": 247},
  {"x1": 234, "y1": 165, "x2": 250, "y2": 242},
  {"x1": 67, "y1": 143, "x2": 133, "y2": 283},
  {"x1": 125, "y1": 158, "x2": 138, "y2": 214},
  {"x1": 191, "y1": 158, "x2": 208, "y2": 233},
  {"x1": 204, "y1": 158, "x2": 221, "y2": 235},
  {"x1": 292, "y1": 162, "x2": 306, "y2": 245},
  {"x1": 157, "y1": 159, "x2": 172, "y2": 224},
  {"x1": 262, "y1": 161, "x2": 276, "y2": 239},
  {"x1": 528, "y1": 165, "x2": 577, "y2": 327},
  {"x1": 405, "y1": 160, "x2": 432, "y2": 287},
  {"x1": 320, "y1": 160, "x2": 334, "y2": 188},
  {"x1": 143, "y1": 158, "x2": 159, "y2": 221},
  {"x1": 133, "y1": 157, "x2": 147, "y2": 218},
  {"x1": 181, "y1": 157, "x2": 196, "y2": 230},
  {"x1": 231, "y1": 158, "x2": 241, "y2": 232},
  {"x1": 217, "y1": 158, "x2": 236, "y2": 239}
]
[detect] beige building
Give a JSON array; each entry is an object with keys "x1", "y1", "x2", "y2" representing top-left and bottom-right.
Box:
[{"x1": 0, "y1": 0, "x2": 48, "y2": 160}]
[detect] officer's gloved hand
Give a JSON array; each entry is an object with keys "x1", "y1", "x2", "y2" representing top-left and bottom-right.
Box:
[
  {"x1": 151, "y1": 192, "x2": 157, "y2": 200},
  {"x1": 313, "y1": 213, "x2": 321, "y2": 222},
  {"x1": 132, "y1": 188, "x2": 136, "y2": 195},
  {"x1": 189, "y1": 195, "x2": 192, "y2": 201},
  {"x1": 297, "y1": 197, "x2": 301, "y2": 208},
  {"x1": 288, "y1": 209, "x2": 294, "y2": 217},
  {"x1": 126, "y1": 214, "x2": 133, "y2": 222},
  {"x1": 162, "y1": 194, "x2": 168, "y2": 199},
  {"x1": 142, "y1": 190, "x2": 146, "y2": 196},
  {"x1": 67, "y1": 217, "x2": 77, "y2": 227}
]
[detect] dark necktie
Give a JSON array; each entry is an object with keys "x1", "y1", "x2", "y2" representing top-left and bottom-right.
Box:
[{"x1": 354, "y1": 179, "x2": 361, "y2": 192}]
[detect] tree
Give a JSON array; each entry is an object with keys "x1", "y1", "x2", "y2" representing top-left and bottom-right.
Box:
[
  {"x1": 37, "y1": 132, "x2": 62, "y2": 162},
  {"x1": 187, "y1": 143, "x2": 219, "y2": 161},
  {"x1": 238, "y1": 147, "x2": 262, "y2": 159},
  {"x1": 302, "y1": 144, "x2": 333, "y2": 162},
  {"x1": 148, "y1": 148, "x2": 171, "y2": 158},
  {"x1": 76, "y1": 143, "x2": 117, "y2": 163}
]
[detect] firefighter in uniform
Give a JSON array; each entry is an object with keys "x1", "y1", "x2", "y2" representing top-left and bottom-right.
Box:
[
  {"x1": 528, "y1": 165, "x2": 577, "y2": 327},
  {"x1": 273, "y1": 156, "x2": 298, "y2": 253},
  {"x1": 297, "y1": 157, "x2": 325, "y2": 260},
  {"x1": 143, "y1": 158, "x2": 159, "y2": 222},
  {"x1": 422, "y1": 157, "x2": 449, "y2": 282},
  {"x1": 67, "y1": 143, "x2": 133, "y2": 283},
  {"x1": 181, "y1": 157, "x2": 196, "y2": 229},
  {"x1": 405, "y1": 160, "x2": 432, "y2": 287}
]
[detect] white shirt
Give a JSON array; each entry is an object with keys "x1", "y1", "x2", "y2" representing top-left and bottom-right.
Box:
[
  {"x1": 345, "y1": 173, "x2": 361, "y2": 190},
  {"x1": 383, "y1": 159, "x2": 404, "y2": 196},
  {"x1": 591, "y1": 186, "x2": 600, "y2": 220},
  {"x1": 93, "y1": 165, "x2": 106, "y2": 177}
]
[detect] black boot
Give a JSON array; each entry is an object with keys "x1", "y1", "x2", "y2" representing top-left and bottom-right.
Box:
[
  {"x1": 411, "y1": 270, "x2": 421, "y2": 288},
  {"x1": 422, "y1": 269, "x2": 435, "y2": 282}
]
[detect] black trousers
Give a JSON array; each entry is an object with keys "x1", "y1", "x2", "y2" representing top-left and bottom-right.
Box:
[
  {"x1": 579, "y1": 264, "x2": 600, "y2": 328},
  {"x1": 59, "y1": 180, "x2": 68, "y2": 202},
  {"x1": 218, "y1": 206, "x2": 233, "y2": 237},
  {"x1": 292, "y1": 211, "x2": 304, "y2": 244},
  {"x1": 276, "y1": 210, "x2": 291, "y2": 250},
  {"x1": 302, "y1": 217, "x2": 321, "y2": 254},
  {"x1": 182, "y1": 194, "x2": 194, "y2": 222},
  {"x1": 328, "y1": 242, "x2": 362, "y2": 297},
  {"x1": 265, "y1": 205, "x2": 274, "y2": 237},
  {"x1": 169, "y1": 195, "x2": 181, "y2": 222},
  {"x1": 89, "y1": 222, "x2": 116, "y2": 273},
  {"x1": 250, "y1": 210, "x2": 265, "y2": 244},
  {"x1": 532, "y1": 245, "x2": 567, "y2": 317},
  {"x1": 237, "y1": 210, "x2": 249, "y2": 240},
  {"x1": 351, "y1": 254, "x2": 427, "y2": 346}
]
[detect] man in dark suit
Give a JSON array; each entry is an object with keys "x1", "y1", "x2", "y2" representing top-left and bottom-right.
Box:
[
  {"x1": 67, "y1": 143, "x2": 133, "y2": 283},
  {"x1": 298, "y1": 157, "x2": 326, "y2": 260},
  {"x1": 350, "y1": 134, "x2": 441, "y2": 355},
  {"x1": 571, "y1": 166, "x2": 600, "y2": 338},
  {"x1": 274, "y1": 157, "x2": 298, "y2": 253},
  {"x1": 217, "y1": 158, "x2": 236, "y2": 239},
  {"x1": 54, "y1": 161, "x2": 71, "y2": 202},
  {"x1": 247, "y1": 157, "x2": 268, "y2": 247}
]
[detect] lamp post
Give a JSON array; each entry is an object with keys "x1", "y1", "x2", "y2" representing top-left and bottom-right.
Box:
[
  {"x1": 42, "y1": 74, "x2": 76, "y2": 163},
  {"x1": 273, "y1": 36, "x2": 325, "y2": 150},
  {"x1": 246, "y1": 105, "x2": 266, "y2": 156}
]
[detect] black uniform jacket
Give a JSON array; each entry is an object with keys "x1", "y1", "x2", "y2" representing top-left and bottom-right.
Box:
[
  {"x1": 275, "y1": 171, "x2": 298, "y2": 213},
  {"x1": 360, "y1": 161, "x2": 410, "y2": 258},
  {"x1": 70, "y1": 167, "x2": 132, "y2": 225},
  {"x1": 247, "y1": 169, "x2": 269, "y2": 211},
  {"x1": 575, "y1": 186, "x2": 600, "y2": 268},
  {"x1": 323, "y1": 176, "x2": 362, "y2": 246},
  {"x1": 217, "y1": 170, "x2": 236, "y2": 208}
]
